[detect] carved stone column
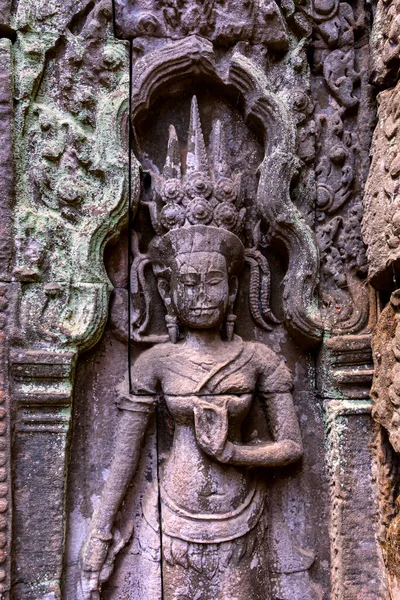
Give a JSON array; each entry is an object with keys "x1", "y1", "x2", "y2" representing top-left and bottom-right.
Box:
[
  {"x1": 317, "y1": 332, "x2": 385, "y2": 599},
  {"x1": 0, "y1": 25, "x2": 14, "y2": 599},
  {"x1": 11, "y1": 350, "x2": 76, "y2": 599},
  {"x1": 312, "y1": 2, "x2": 384, "y2": 596}
]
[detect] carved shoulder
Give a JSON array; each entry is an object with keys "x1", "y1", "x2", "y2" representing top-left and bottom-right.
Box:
[
  {"x1": 249, "y1": 342, "x2": 293, "y2": 394},
  {"x1": 130, "y1": 343, "x2": 175, "y2": 394}
]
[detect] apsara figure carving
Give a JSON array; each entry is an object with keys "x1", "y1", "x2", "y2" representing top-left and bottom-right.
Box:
[{"x1": 80, "y1": 97, "x2": 316, "y2": 599}]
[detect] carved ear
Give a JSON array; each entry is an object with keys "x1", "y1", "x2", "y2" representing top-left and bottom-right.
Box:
[
  {"x1": 157, "y1": 277, "x2": 172, "y2": 307},
  {"x1": 157, "y1": 277, "x2": 179, "y2": 343}
]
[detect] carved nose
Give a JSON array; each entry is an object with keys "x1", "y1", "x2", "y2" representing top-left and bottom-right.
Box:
[{"x1": 197, "y1": 283, "x2": 210, "y2": 303}]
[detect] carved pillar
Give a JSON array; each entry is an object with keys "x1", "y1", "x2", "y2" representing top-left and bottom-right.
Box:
[
  {"x1": 311, "y1": 2, "x2": 385, "y2": 596},
  {"x1": 0, "y1": 23, "x2": 14, "y2": 599},
  {"x1": 11, "y1": 350, "x2": 76, "y2": 599},
  {"x1": 317, "y1": 332, "x2": 385, "y2": 599}
]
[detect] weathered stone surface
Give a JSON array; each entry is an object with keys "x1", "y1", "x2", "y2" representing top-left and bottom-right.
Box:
[
  {"x1": 11, "y1": 350, "x2": 76, "y2": 600},
  {"x1": 12, "y1": 0, "x2": 133, "y2": 350},
  {"x1": 368, "y1": 291, "x2": 400, "y2": 596},
  {"x1": 9, "y1": 2, "x2": 132, "y2": 598},
  {"x1": 326, "y1": 400, "x2": 384, "y2": 599},
  {"x1": 0, "y1": 38, "x2": 13, "y2": 599},
  {"x1": 0, "y1": 40, "x2": 13, "y2": 280},
  {"x1": 363, "y1": 82, "x2": 400, "y2": 289},
  {"x1": 371, "y1": 292, "x2": 400, "y2": 453},
  {"x1": 371, "y1": 0, "x2": 400, "y2": 88},
  {"x1": 363, "y1": 4, "x2": 400, "y2": 597},
  {"x1": 0, "y1": 0, "x2": 10, "y2": 27},
  {"x1": 2, "y1": 0, "x2": 389, "y2": 599},
  {"x1": 114, "y1": 0, "x2": 301, "y2": 47},
  {"x1": 313, "y1": 1, "x2": 374, "y2": 332}
]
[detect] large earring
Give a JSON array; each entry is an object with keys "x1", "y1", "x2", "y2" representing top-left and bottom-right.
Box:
[
  {"x1": 165, "y1": 314, "x2": 179, "y2": 344},
  {"x1": 225, "y1": 312, "x2": 236, "y2": 342}
]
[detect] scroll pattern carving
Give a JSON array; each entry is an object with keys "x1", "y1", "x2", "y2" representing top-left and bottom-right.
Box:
[
  {"x1": 313, "y1": 1, "x2": 372, "y2": 333},
  {"x1": 114, "y1": 0, "x2": 302, "y2": 47},
  {"x1": 12, "y1": 1, "x2": 137, "y2": 351}
]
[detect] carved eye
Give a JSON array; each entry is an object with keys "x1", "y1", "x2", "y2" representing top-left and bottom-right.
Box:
[
  {"x1": 180, "y1": 275, "x2": 199, "y2": 287},
  {"x1": 207, "y1": 277, "x2": 224, "y2": 286}
]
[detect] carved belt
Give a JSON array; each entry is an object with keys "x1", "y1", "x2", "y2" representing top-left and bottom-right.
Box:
[{"x1": 160, "y1": 482, "x2": 265, "y2": 544}]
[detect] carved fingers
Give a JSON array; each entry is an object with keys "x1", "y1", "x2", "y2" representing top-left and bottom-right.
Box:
[
  {"x1": 79, "y1": 570, "x2": 101, "y2": 600},
  {"x1": 79, "y1": 534, "x2": 111, "y2": 598}
]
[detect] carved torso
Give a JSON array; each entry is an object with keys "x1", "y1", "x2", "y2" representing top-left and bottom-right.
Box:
[{"x1": 120, "y1": 337, "x2": 291, "y2": 541}]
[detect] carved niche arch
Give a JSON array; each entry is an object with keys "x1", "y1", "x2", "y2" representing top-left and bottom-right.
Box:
[{"x1": 130, "y1": 35, "x2": 323, "y2": 346}]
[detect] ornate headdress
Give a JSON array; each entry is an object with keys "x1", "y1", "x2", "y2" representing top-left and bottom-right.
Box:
[
  {"x1": 148, "y1": 96, "x2": 246, "y2": 236},
  {"x1": 130, "y1": 96, "x2": 279, "y2": 342}
]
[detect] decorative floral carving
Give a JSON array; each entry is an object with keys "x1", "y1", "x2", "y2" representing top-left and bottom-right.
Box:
[
  {"x1": 214, "y1": 177, "x2": 238, "y2": 203},
  {"x1": 114, "y1": 0, "x2": 290, "y2": 49},
  {"x1": 311, "y1": 0, "x2": 372, "y2": 334},
  {"x1": 186, "y1": 197, "x2": 213, "y2": 224},
  {"x1": 162, "y1": 178, "x2": 184, "y2": 203},
  {"x1": 12, "y1": 0, "x2": 138, "y2": 351},
  {"x1": 316, "y1": 110, "x2": 355, "y2": 215},
  {"x1": 160, "y1": 202, "x2": 186, "y2": 229},
  {"x1": 185, "y1": 171, "x2": 213, "y2": 199},
  {"x1": 214, "y1": 201, "x2": 239, "y2": 230}
]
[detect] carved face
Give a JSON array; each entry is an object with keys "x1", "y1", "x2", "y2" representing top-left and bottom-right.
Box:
[{"x1": 169, "y1": 251, "x2": 234, "y2": 329}]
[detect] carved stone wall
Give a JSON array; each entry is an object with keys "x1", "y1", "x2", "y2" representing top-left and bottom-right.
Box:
[
  {"x1": 0, "y1": 0, "x2": 393, "y2": 599},
  {"x1": 361, "y1": 1, "x2": 400, "y2": 598}
]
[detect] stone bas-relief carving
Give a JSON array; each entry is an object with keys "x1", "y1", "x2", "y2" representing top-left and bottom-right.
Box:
[
  {"x1": 1, "y1": 0, "x2": 388, "y2": 597},
  {"x1": 363, "y1": 80, "x2": 400, "y2": 289},
  {"x1": 115, "y1": 0, "x2": 290, "y2": 47},
  {"x1": 313, "y1": 1, "x2": 372, "y2": 332},
  {"x1": 8, "y1": 1, "x2": 134, "y2": 597},
  {"x1": 80, "y1": 100, "x2": 319, "y2": 600}
]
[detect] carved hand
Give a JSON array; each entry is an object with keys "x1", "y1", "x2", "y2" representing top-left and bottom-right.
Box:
[
  {"x1": 193, "y1": 400, "x2": 229, "y2": 455},
  {"x1": 198, "y1": 438, "x2": 302, "y2": 467},
  {"x1": 79, "y1": 533, "x2": 111, "y2": 599},
  {"x1": 203, "y1": 438, "x2": 236, "y2": 463}
]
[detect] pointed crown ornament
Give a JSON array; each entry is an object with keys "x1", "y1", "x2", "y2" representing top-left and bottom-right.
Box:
[{"x1": 149, "y1": 96, "x2": 246, "y2": 236}]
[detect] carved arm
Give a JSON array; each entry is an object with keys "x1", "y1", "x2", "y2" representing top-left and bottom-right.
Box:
[
  {"x1": 212, "y1": 392, "x2": 303, "y2": 467},
  {"x1": 80, "y1": 399, "x2": 154, "y2": 583}
]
